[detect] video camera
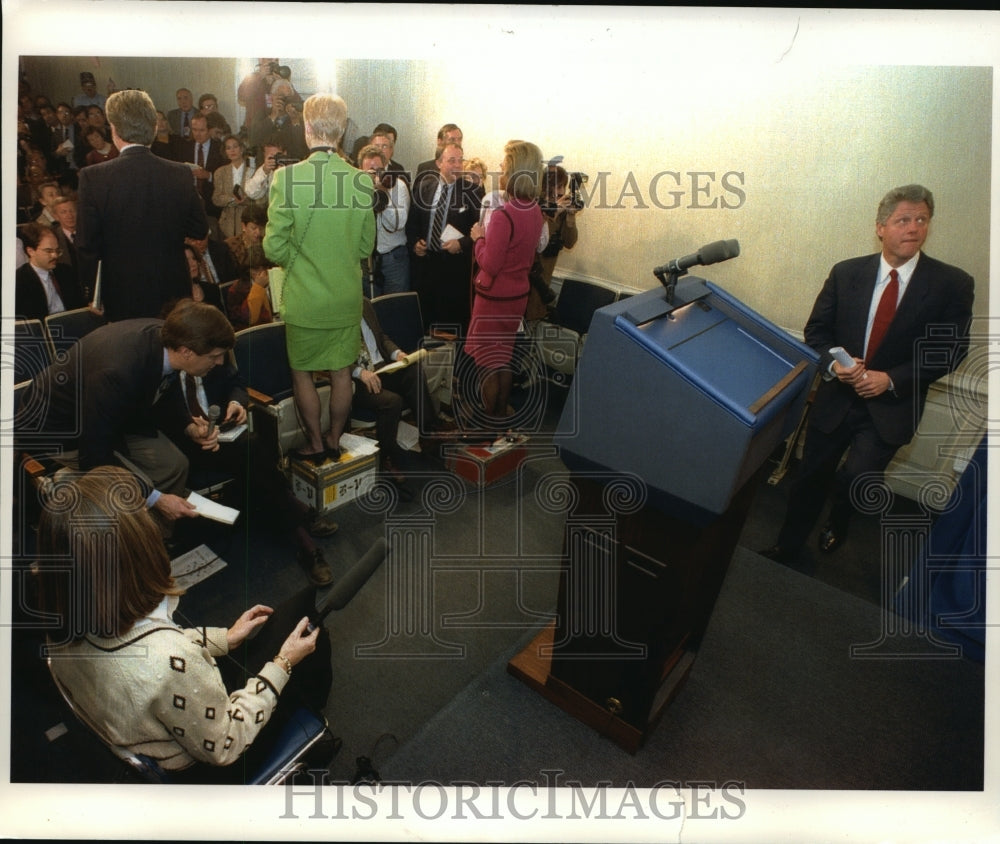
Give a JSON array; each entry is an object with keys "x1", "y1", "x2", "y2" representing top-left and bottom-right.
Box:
[{"x1": 541, "y1": 169, "x2": 588, "y2": 215}]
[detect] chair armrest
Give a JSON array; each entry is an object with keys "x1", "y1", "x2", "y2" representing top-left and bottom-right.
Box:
[{"x1": 247, "y1": 387, "x2": 275, "y2": 406}]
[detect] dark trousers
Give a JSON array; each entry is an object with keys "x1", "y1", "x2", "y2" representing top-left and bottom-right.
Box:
[
  {"x1": 412, "y1": 252, "x2": 471, "y2": 335},
  {"x1": 352, "y1": 364, "x2": 436, "y2": 462},
  {"x1": 171, "y1": 587, "x2": 333, "y2": 784},
  {"x1": 777, "y1": 401, "x2": 900, "y2": 553}
]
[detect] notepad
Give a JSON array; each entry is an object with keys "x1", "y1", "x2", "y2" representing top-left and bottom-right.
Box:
[
  {"x1": 186, "y1": 490, "x2": 239, "y2": 524},
  {"x1": 217, "y1": 423, "x2": 248, "y2": 443}
]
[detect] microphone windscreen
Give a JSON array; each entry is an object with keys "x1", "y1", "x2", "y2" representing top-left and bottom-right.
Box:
[
  {"x1": 208, "y1": 404, "x2": 220, "y2": 422},
  {"x1": 699, "y1": 239, "x2": 740, "y2": 265},
  {"x1": 316, "y1": 537, "x2": 388, "y2": 619}
]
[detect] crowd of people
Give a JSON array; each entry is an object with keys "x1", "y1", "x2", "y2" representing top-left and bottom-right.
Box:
[
  {"x1": 14, "y1": 65, "x2": 583, "y2": 434},
  {"x1": 12, "y1": 59, "x2": 978, "y2": 787},
  {"x1": 13, "y1": 61, "x2": 588, "y2": 781}
]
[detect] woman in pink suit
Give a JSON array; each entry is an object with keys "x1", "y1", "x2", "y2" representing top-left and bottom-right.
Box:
[{"x1": 466, "y1": 140, "x2": 544, "y2": 432}]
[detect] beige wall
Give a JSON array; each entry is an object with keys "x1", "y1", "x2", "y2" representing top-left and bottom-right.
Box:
[{"x1": 18, "y1": 55, "x2": 991, "y2": 336}]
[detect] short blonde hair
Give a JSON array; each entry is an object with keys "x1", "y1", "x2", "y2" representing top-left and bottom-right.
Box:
[
  {"x1": 303, "y1": 93, "x2": 348, "y2": 146},
  {"x1": 502, "y1": 140, "x2": 544, "y2": 201}
]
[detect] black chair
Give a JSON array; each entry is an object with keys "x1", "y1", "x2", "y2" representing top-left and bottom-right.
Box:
[
  {"x1": 371, "y1": 291, "x2": 426, "y2": 354},
  {"x1": 12, "y1": 319, "x2": 52, "y2": 385},
  {"x1": 233, "y1": 322, "x2": 331, "y2": 460},
  {"x1": 44, "y1": 307, "x2": 107, "y2": 360},
  {"x1": 539, "y1": 279, "x2": 619, "y2": 381},
  {"x1": 371, "y1": 291, "x2": 455, "y2": 412}
]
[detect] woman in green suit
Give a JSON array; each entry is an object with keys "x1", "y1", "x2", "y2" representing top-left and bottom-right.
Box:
[{"x1": 263, "y1": 94, "x2": 376, "y2": 463}]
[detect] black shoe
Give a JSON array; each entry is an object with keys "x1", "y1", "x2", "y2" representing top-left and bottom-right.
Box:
[
  {"x1": 818, "y1": 526, "x2": 844, "y2": 554},
  {"x1": 298, "y1": 547, "x2": 333, "y2": 586},
  {"x1": 325, "y1": 446, "x2": 342, "y2": 462},
  {"x1": 289, "y1": 448, "x2": 327, "y2": 466},
  {"x1": 759, "y1": 545, "x2": 794, "y2": 564}
]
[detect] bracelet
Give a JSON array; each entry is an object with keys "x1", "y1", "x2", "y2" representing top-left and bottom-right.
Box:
[{"x1": 273, "y1": 654, "x2": 292, "y2": 675}]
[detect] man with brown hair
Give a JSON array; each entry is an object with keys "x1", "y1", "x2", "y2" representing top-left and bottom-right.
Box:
[{"x1": 22, "y1": 300, "x2": 235, "y2": 525}]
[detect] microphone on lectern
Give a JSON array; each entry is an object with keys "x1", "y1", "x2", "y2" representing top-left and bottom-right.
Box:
[{"x1": 654, "y1": 239, "x2": 741, "y2": 278}]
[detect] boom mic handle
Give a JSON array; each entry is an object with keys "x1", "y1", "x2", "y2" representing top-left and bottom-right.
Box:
[{"x1": 308, "y1": 537, "x2": 388, "y2": 631}]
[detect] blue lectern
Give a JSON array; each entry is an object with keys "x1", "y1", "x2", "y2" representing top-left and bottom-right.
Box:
[
  {"x1": 557, "y1": 277, "x2": 818, "y2": 521},
  {"x1": 509, "y1": 277, "x2": 818, "y2": 752}
]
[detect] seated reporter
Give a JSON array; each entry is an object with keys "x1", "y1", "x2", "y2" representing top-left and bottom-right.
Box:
[
  {"x1": 15, "y1": 222, "x2": 86, "y2": 320},
  {"x1": 38, "y1": 467, "x2": 332, "y2": 782},
  {"x1": 352, "y1": 297, "x2": 452, "y2": 483},
  {"x1": 153, "y1": 343, "x2": 340, "y2": 586}
]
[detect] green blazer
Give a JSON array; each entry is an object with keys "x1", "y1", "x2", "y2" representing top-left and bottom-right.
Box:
[{"x1": 263, "y1": 149, "x2": 376, "y2": 330}]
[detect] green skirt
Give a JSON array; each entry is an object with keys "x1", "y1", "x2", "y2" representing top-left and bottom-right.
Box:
[{"x1": 285, "y1": 322, "x2": 359, "y2": 372}]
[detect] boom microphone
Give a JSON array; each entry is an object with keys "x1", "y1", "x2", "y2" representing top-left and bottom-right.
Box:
[
  {"x1": 308, "y1": 537, "x2": 388, "y2": 630},
  {"x1": 654, "y1": 239, "x2": 741, "y2": 277},
  {"x1": 207, "y1": 404, "x2": 220, "y2": 436}
]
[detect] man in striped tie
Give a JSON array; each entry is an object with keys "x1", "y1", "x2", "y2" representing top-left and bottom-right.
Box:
[
  {"x1": 406, "y1": 141, "x2": 483, "y2": 335},
  {"x1": 761, "y1": 184, "x2": 974, "y2": 563}
]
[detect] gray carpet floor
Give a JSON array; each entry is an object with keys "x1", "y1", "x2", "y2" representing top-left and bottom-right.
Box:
[{"x1": 379, "y1": 547, "x2": 984, "y2": 791}]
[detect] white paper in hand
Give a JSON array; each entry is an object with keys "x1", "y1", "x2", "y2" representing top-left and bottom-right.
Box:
[{"x1": 186, "y1": 491, "x2": 239, "y2": 524}]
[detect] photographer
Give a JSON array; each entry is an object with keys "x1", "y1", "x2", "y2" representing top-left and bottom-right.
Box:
[
  {"x1": 524, "y1": 164, "x2": 581, "y2": 322},
  {"x1": 358, "y1": 143, "x2": 411, "y2": 295},
  {"x1": 244, "y1": 135, "x2": 286, "y2": 202}
]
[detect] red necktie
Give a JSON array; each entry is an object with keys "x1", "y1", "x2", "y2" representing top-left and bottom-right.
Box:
[{"x1": 866, "y1": 268, "x2": 899, "y2": 365}]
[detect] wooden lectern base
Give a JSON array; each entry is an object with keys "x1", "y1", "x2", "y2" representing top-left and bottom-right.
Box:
[{"x1": 507, "y1": 622, "x2": 696, "y2": 754}]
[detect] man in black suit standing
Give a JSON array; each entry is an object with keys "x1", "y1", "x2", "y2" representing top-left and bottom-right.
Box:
[
  {"x1": 76, "y1": 89, "x2": 208, "y2": 321},
  {"x1": 15, "y1": 222, "x2": 86, "y2": 321},
  {"x1": 172, "y1": 113, "x2": 226, "y2": 237},
  {"x1": 762, "y1": 184, "x2": 974, "y2": 563},
  {"x1": 167, "y1": 87, "x2": 197, "y2": 138},
  {"x1": 406, "y1": 141, "x2": 482, "y2": 334},
  {"x1": 22, "y1": 300, "x2": 237, "y2": 528}
]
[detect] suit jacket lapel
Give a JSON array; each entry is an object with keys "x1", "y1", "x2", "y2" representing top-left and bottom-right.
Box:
[{"x1": 844, "y1": 253, "x2": 881, "y2": 356}]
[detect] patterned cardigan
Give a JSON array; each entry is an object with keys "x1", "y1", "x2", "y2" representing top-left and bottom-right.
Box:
[{"x1": 48, "y1": 621, "x2": 290, "y2": 771}]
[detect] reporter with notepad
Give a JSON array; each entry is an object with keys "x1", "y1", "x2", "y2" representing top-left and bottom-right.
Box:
[
  {"x1": 37, "y1": 467, "x2": 334, "y2": 782},
  {"x1": 21, "y1": 299, "x2": 236, "y2": 532},
  {"x1": 153, "y1": 321, "x2": 342, "y2": 587}
]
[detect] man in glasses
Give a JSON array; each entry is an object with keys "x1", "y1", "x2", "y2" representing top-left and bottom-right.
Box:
[{"x1": 15, "y1": 222, "x2": 85, "y2": 321}]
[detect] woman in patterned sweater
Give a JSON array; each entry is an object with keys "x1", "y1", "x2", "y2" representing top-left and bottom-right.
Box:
[{"x1": 37, "y1": 467, "x2": 324, "y2": 778}]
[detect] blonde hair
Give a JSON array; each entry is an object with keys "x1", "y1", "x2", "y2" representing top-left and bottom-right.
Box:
[
  {"x1": 502, "y1": 140, "x2": 544, "y2": 201},
  {"x1": 303, "y1": 93, "x2": 348, "y2": 146}
]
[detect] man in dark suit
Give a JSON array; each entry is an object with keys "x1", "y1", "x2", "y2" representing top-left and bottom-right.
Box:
[
  {"x1": 167, "y1": 87, "x2": 197, "y2": 138},
  {"x1": 762, "y1": 184, "x2": 974, "y2": 563},
  {"x1": 352, "y1": 298, "x2": 448, "y2": 483},
  {"x1": 50, "y1": 194, "x2": 83, "y2": 291},
  {"x1": 21, "y1": 300, "x2": 236, "y2": 528},
  {"x1": 406, "y1": 141, "x2": 483, "y2": 335},
  {"x1": 15, "y1": 222, "x2": 86, "y2": 320},
  {"x1": 172, "y1": 113, "x2": 226, "y2": 235},
  {"x1": 76, "y1": 89, "x2": 208, "y2": 321},
  {"x1": 155, "y1": 354, "x2": 340, "y2": 585}
]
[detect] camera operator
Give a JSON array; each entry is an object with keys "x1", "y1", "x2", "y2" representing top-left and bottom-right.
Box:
[
  {"x1": 358, "y1": 144, "x2": 411, "y2": 295},
  {"x1": 523, "y1": 164, "x2": 582, "y2": 322},
  {"x1": 244, "y1": 135, "x2": 286, "y2": 202}
]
